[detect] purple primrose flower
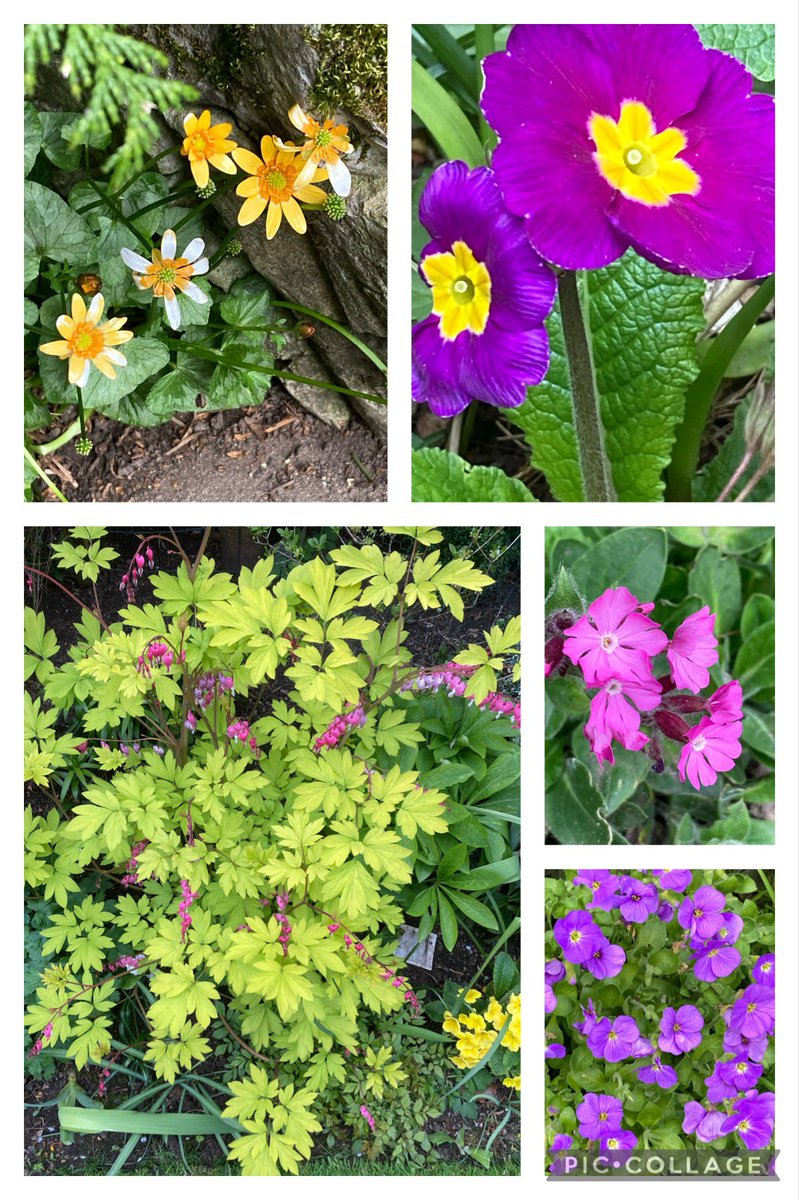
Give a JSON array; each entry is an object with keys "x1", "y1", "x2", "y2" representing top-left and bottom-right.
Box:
[
  {"x1": 572, "y1": 869, "x2": 621, "y2": 910},
  {"x1": 616, "y1": 875, "x2": 659, "y2": 923},
  {"x1": 677, "y1": 885, "x2": 726, "y2": 940},
  {"x1": 651, "y1": 869, "x2": 693, "y2": 893},
  {"x1": 718, "y1": 1055, "x2": 764, "y2": 1092},
  {"x1": 753, "y1": 953, "x2": 775, "y2": 987},
  {"x1": 692, "y1": 940, "x2": 742, "y2": 982},
  {"x1": 729, "y1": 984, "x2": 775, "y2": 1039},
  {"x1": 583, "y1": 937, "x2": 626, "y2": 980},
  {"x1": 683, "y1": 1101, "x2": 728, "y2": 1144}
]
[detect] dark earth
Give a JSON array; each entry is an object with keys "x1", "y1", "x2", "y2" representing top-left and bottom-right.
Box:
[
  {"x1": 33, "y1": 384, "x2": 386, "y2": 503},
  {"x1": 24, "y1": 527, "x2": 520, "y2": 1176}
]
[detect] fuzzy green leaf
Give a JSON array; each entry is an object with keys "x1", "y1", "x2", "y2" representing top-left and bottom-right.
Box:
[
  {"x1": 412, "y1": 448, "x2": 535, "y2": 502},
  {"x1": 695, "y1": 23, "x2": 775, "y2": 81},
  {"x1": 546, "y1": 761, "x2": 614, "y2": 846}
]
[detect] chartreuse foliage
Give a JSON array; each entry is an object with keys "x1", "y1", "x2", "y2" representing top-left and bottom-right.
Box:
[
  {"x1": 24, "y1": 528, "x2": 521, "y2": 1176},
  {"x1": 545, "y1": 527, "x2": 775, "y2": 845}
]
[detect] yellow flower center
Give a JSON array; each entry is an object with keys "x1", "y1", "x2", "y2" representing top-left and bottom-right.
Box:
[
  {"x1": 421, "y1": 240, "x2": 491, "y2": 341},
  {"x1": 258, "y1": 164, "x2": 297, "y2": 203},
  {"x1": 68, "y1": 322, "x2": 104, "y2": 359},
  {"x1": 190, "y1": 131, "x2": 212, "y2": 157},
  {"x1": 316, "y1": 128, "x2": 333, "y2": 147},
  {"x1": 589, "y1": 100, "x2": 701, "y2": 207}
]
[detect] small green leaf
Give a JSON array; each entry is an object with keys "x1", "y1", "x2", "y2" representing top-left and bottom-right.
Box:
[
  {"x1": 695, "y1": 23, "x2": 775, "y2": 81},
  {"x1": 545, "y1": 564, "x2": 587, "y2": 617},
  {"x1": 144, "y1": 356, "x2": 213, "y2": 417},
  {"x1": 412, "y1": 448, "x2": 534, "y2": 502},
  {"x1": 24, "y1": 102, "x2": 43, "y2": 176}
]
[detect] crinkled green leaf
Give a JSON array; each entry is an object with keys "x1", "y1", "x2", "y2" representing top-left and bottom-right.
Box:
[
  {"x1": 412, "y1": 447, "x2": 534, "y2": 502},
  {"x1": 25, "y1": 180, "x2": 97, "y2": 266},
  {"x1": 511, "y1": 253, "x2": 705, "y2": 501},
  {"x1": 24, "y1": 102, "x2": 42, "y2": 176},
  {"x1": 695, "y1": 23, "x2": 775, "y2": 81}
]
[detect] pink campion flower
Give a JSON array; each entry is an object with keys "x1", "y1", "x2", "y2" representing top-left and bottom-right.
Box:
[
  {"x1": 707, "y1": 680, "x2": 744, "y2": 724},
  {"x1": 667, "y1": 607, "x2": 718, "y2": 693},
  {"x1": 563, "y1": 587, "x2": 668, "y2": 686},
  {"x1": 678, "y1": 717, "x2": 743, "y2": 790},
  {"x1": 584, "y1": 674, "x2": 661, "y2": 764}
]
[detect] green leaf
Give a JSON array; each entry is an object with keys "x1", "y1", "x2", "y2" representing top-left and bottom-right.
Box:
[
  {"x1": 492, "y1": 951, "x2": 518, "y2": 1000},
  {"x1": 412, "y1": 448, "x2": 535, "y2": 502},
  {"x1": 411, "y1": 59, "x2": 484, "y2": 166},
  {"x1": 220, "y1": 273, "x2": 274, "y2": 329},
  {"x1": 733, "y1": 620, "x2": 775, "y2": 701},
  {"x1": 59, "y1": 1108, "x2": 237, "y2": 1136},
  {"x1": 24, "y1": 102, "x2": 43, "y2": 176},
  {"x1": 443, "y1": 888, "x2": 499, "y2": 931},
  {"x1": 25, "y1": 181, "x2": 97, "y2": 266},
  {"x1": 412, "y1": 267, "x2": 433, "y2": 321},
  {"x1": 689, "y1": 547, "x2": 741, "y2": 635},
  {"x1": 546, "y1": 760, "x2": 612, "y2": 845},
  {"x1": 511, "y1": 254, "x2": 704, "y2": 500},
  {"x1": 81, "y1": 339, "x2": 171, "y2": 414},
  {"x1": 569, "y1": 528, "x2": 668, "y2": 603},
  {"x1": 437, "y1": 890, "x2": 459, "y2": 951},
  {"x1": 693, "y1": 393, "x2": 775, "y2": 502},
  {"x1": 741, "y1": 707, "x2": 774, "y2": 760},
  {"x1": 695, "y1": 23, "x2": 775, "y2": 81},
  {"x1": 38, "y1": 111, "x2": 83, "y2": 170},
  {"x1": 144, "y1": 356, "x2": 213, "y2": 417},
  {"x1": 545, "y1": 564, "x2": 586, "y2": 617},
  {"x1": 741, "y1": 594, "x2": 775, "y2": 642}
]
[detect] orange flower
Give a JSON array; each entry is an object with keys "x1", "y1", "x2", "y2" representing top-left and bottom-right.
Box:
[
  {"x1": 232, "y1": 136, "x2": 328, "y2": 240},
  {"x1": 181, "y1": 110, "x2": 238, "y2": 188},
  {"x1": 276, "y1": 104, "x2": 353, "y2": 197},
  {"x1": 39, "y1": 294, "x2": 133, "y2": 388}
]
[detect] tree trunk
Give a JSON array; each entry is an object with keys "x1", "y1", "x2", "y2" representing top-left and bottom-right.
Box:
[{"x1": 134, "y1": 24, "x2": 387, "y2": 435}]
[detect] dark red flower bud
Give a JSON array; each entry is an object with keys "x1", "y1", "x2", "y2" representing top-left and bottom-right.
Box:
[
  {"x1": 653, "y1": 708, "x2": 692, "y2": 743},
  {"x1": 545, "y1": 635, "x2": 565, "y2": 667},
  {"x1": 662, "y1": 694, "x2": 708, "y2": 715}
]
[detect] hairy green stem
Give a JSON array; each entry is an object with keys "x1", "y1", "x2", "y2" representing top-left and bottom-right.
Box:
[
  {"x1": 557, "y1": 271, "x2": 616, "y2": 502},
  {"x1": 666, "y1": 275, "x2": 774, "y2": 502}
]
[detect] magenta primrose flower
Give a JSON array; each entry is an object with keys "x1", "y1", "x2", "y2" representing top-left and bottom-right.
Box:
[
  {"x1": 667, "y1": 607, "x2": 718, "y2": 693},
  {"x1": 412, "y1": 160, "x2": 555, "y2": 417},
  {"x1": 481, "y1": 24, "x2": 774, "y2": 278},
  {"x1": 563, "y1": 587, "x2": 668, "y2": 687},
  {"x1": 576, "y1": 1092, "x2": 624, "y2": 1140},
  {"x1": 678, "y1": 716, "x2": 743, "y2": 790},
  {"x1": 659, "y1": 1005, "x2": 704, "y2": 1054}
]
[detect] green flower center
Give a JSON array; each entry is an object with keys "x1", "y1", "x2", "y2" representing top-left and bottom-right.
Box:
[
  {"x1": 451, "y1": 276, "x2": 475, "y2": 305},
  {"x1": 622, "y1": 143, "x2": 657, "y2": 177},
  {"x1": 268, "y1": 170, "x2": 287, "y2": 191},
  {"x1": 158, "y1": 266, "x2": 177, "y2": 284},
  {"x1": 316, "y1": 129, "x2": 333, "y2": 147}
]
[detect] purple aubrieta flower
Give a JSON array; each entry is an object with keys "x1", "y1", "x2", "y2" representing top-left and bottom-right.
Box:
[
  {"x1": 638, "y1": 1053, "x2": 678, "y2": 1089},
  {"x1": 677, "y1": 885, "x2": 726, "y2": 940},
  {"x1": 576, "y1": 1092, "x2": 624, "y2": 1140},
  {"x1": 545, "y1": 958, "x2": 566, "y2": 984},
  {"x1": 587, "y1": 1015, "x2": 640, "y2": 1063},
  {"x1": 545, "y1": 982, "x2": 557, "y2": 1014},
  {"x1": 658, "y1": 1005, "x2": 704, "y2": 1055},
  {"x1": 548, "y1": 1133, "x2": 574, "y2": 1175},
  {"x1": 583, "y1": 937, "x2": 626, "y2": 980},
  {"x1": 656, "y1": 902, "x2": 674, "y2": 923},
  {"x1": 553, "y1": 909, "x2": 605, "y2": 964},
  {"x1": 704, "y1": 1061, "x2": 742, "y2": 1104},
  {"x1": 481, "y1": 25, "x2": 774, "y2": 279},
  {"x1": 545, "y1": 1042, "x2": 567, "y2": 1059},
  {"x1": 720, "y1": 1093, "x2": 775, "y2": 1150},
  {"x1": 722, "y1": 1020, "x2": 769, "y2": 1064},
  {"x1": 753, "y1": 953, "x2": 775, "y2": 987},
  {"x1": 616, "y1": 875, "x2": 659, "y2": 924},
  {"x1": 631, "y1": 1036, "x2": 655, "y2": 1060},
  {"x1": 718, "y1": 1055, "x2": 764, "y2": 1092},
  {"x1": 412, "y1": 161, "x2": 555, "y2": 417},
  {"x1": 683, "y1": 1101, "x2": 728, "y2": 1144},
  {"x1": 729, "y1": 984, "x2": 775, "y2": 1039},
  {"x1": 651, "y1": 869, "x2": 693, "y2": 893},
  {"x1": 599, "y1": 1129, "x2": 638, "y2": 1153},
  {"x1": 692, "y1": 940, "x2": 741, "y2": 982},
  {"x1": 573, "y1": 999, "x2": 598, "y2": 1036},
  {"x1": 572, "y1": 869, "x2": 620, "y2": 910}
]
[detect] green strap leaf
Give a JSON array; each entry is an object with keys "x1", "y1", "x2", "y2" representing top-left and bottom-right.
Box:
[
  {"x1": 59, "y1": 1106, "x2": 240, "y2": 1136},
  {"x1": 412, "y1": 447, "x2": 535, "y2": 502},
  {"x1": 411, "y1": 59, "x2": 485, "y2": 166},
  {"x1": 695, "y1": 24, "x2": 775, "y2": 81},
  {"x1": 511, "y1": 254, "x2": 705, "y2": 500}
]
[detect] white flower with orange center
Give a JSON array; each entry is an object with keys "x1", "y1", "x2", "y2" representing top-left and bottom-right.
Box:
[
  {"x1": 274, "y1": 105, "x2": 353, "y2": 197},
  {"x1": 39, "y1": 293, "x2": 133, "y2": 388},
  {"x1": 120, "y1": 230, "x2": 209, "y2": 331},
  {"x1": 232, "y1": 136, "x2": 328, "y2": 240},
  {"x1": 180, "y1": 110, "x2": 238, "y2": 189}
]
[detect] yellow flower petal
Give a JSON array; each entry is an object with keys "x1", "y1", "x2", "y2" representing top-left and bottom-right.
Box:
[
  {"x1": 238, "y1": 194, "x2": 267, "y2": 226},
  {"x1": 233, "y1": 147, "x2": 266, "y2": 176},
  {"x1": 71, "y1": 294, "x2": 86, "y2": 323},
  {"x1": 183, "y1": 112, "x2": 198, "y2": 135},
  {"x1": 191, "y1": 158, "x2": 210, "y2": 188},
  {"x1": 265, "y1": 200, "x2": 282, "y2": 241},
  {"x1": 236, "y1": 176, "x2": 261, "y2": 198},
  {"x1": 260, "y1": 135, "x2": 279, "y2": 163},
  {"x1": 282, "y1": 195, "x2": 307, "y2": 235},
  {"x1": 68, "y1": 354, "x2": 88, "y2": 384},
  {"x1": 39, "y1": 340, "x2": 70, "y2": 358},
  {"x1": 55, "y1": 315, "x2": 74, "y2": 337},
  {"x1": 288, "y1": 103, "x2": 314, "y2": 134},
  {"x1": 295, "y1": 184, "x2": 327, "y2": 205},
  {"x1": 92, "y1": 353, "x2": 117, "y2": 379},
  {"x1": 197, "y1": 109, "x2": 212, "y2": 131},
  {"x1": 209, "y1": 153, "x2": 237, "y2": 175}
]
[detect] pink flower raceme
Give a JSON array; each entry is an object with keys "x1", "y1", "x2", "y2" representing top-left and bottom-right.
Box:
[
  {"x1": 668, "y1": 607, "x2": 718, "y2": 693},
  {"x1": 678, "y1": 717, "x2": 742, "y2": 789},
  {"x1": 314, "y1": 705, "x2": 366, "y2": 751},
  {"x1": 360, "y1": 1105, "x2": 375, "y2": 1131},
  {"x1": 178, "y1": 879, "x2": 199, "y2": 941},
  {"x1": 563, "y1": 587, "x2": 668, "y2": 686}
]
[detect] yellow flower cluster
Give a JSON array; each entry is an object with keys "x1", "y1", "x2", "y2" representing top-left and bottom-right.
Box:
[{"x1": 442, "y1": 989, "x2": 521, "y2": 1087}]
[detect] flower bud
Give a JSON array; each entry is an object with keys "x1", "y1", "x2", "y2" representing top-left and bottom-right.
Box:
[
  {"x1": 653, "y1": 708, "x2": 691, "y2": 743},
  {"x1": 325, "y1": 193, "x2": 347, "y2": 221},
  {"x1": 197, "y1": 180, "x2": 217, "y2": 199},
  {"x1": 295, "y1": 321, "x2": 316, "y2": 339},
  {"x1": 76, "y1": 273, "x2": 102, "y2": 296},
  {"x1": 225, "y1": 236, "x2": 243, "y2": 257},
  {"x1": 76, "y1": 436, "x2": 93, "y2": 456}
]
